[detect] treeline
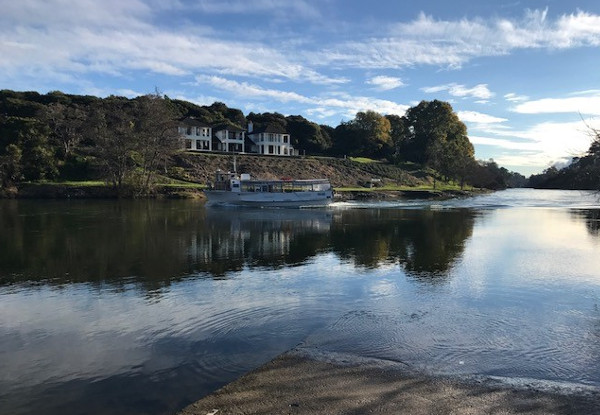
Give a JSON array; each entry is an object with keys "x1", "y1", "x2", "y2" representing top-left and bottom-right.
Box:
[
  {"x1": 528, "y1": 130, "x2": 600, "y2": 190},
  {"x1": 210, "y1": 100, "x2": 526, "y2": 189},
  {"x1": 0, "y1": 89, "x2": 523, "y2": 196}
]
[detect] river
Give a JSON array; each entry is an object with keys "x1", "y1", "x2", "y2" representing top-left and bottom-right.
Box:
[{"x1": 1, "y1": 189, "x2": 599, "y2": 414}]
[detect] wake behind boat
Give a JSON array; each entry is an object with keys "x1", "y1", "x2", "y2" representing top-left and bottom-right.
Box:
[{"x1": 205, "y1": 169, "x2": 333, "y2": 208}]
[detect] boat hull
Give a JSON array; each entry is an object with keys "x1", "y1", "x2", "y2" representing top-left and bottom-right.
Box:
[{"x1": 204, "y1": 189, "x2": 334, "y2": 208}]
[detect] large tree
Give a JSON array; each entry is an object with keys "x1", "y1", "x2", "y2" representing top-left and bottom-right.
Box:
[
  {"x1": 332, "y1": 110, "x2": 392, "y2": 158},
  {"x1": 402, "y1": 100, "x2": 470, "y2": 165}
]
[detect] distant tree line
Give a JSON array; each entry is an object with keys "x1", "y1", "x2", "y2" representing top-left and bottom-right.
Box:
[
  {"x1": 528, "y1": 127, "x2": 600, "y2": 190},
  {"x1": 1, "y1": 89, "x2": 526, "y2": 195}
]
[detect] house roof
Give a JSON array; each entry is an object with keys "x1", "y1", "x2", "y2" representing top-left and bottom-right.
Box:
[
  {"x1": 249, "y1": 122, "x2": 288, "y2": 135},
  {"x1": 213, "y1": 121, "x2": 245, "y2": 132},
  {"x1": 179, "y1": 117, "x2": 211, "y2": 128}
]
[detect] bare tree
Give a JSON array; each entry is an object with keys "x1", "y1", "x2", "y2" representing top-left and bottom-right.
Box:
[
  {"x1": 131, "y1": 93, "x2": 182, "y2": 192},
  {"x1": 43, "y1": 102, "x2": 85, "y2": 158}
]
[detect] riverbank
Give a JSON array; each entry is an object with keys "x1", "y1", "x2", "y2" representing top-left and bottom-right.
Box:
[
  {"x1": 179, "y1": 348, "x2": 600, "y2": 415},
  {"x1": 1, "y1": 153, "x2": 490, "y2": 199}
]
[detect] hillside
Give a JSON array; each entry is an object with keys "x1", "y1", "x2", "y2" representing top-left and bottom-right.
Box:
[{"x1": 173, "y1": 153, "x2": 429, "y2": 188}]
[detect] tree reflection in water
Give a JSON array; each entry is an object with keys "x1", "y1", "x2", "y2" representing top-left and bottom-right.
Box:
[
  {"x1": 329, "y1": 209, "x2": 477, "y2": 283},
  {"x1": 1, "y1": 201, "x2": 480, "y2": 289}
]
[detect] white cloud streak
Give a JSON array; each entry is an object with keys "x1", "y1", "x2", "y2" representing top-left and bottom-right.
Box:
[
  {"x1": 366, "y1": 76, "x2": 405, "y2": 91},
  {"x1": 512, "y1": 94, "x2": 600, "y2": 115},
  {"x1": 504, "y1": 92, "x2": 529, "y2": 102},
  {"x1": 458, "y1": 111, "x2": 507, "y2": 124},
  {"x1": 195, "y1": 75, "x2": 409, "y2": 119},
  {"x1": 422, "y1": 83, "x2": 494, "y2": 99}
]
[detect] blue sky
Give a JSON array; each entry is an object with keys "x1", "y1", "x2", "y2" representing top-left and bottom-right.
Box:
[{"x1": 2, "y1": 0, "x2": 600, "y2": 175}]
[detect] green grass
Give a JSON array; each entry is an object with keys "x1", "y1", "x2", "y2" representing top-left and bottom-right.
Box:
[
  {"x1": 34, "y1": 180, "x2": 106, "y2": 187},
  {"x1": 348, "y1": 156, "x2": 380, "y2": 164},
  {"x1": 159, "y1": 182, "x2": 205, "y2": 189}
]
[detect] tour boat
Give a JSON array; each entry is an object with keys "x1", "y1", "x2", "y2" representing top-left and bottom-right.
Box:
[{"x1": 204, "y1": 169, "x2": 334, "y2": 207}]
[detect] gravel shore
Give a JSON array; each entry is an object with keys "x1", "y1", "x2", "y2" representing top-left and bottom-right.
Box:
[{"x1": 178, "y1": 349, "x2": 600, "y2": 415}]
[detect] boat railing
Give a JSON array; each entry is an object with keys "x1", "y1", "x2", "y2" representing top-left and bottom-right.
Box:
[{"x1": 239, "y1": 179, "x2": 331, "y2": 193}]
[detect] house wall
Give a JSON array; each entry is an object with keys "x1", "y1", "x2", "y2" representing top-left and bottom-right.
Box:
[
  {"x1": 214, "y1": 129, "x2": 245, "y2": 153},
  {"x1": 179, "y1": 126, "x2": 212, "y2": 151},
  {"x1": 248, "y1": 132, "x2": 296, "y2": 156}
]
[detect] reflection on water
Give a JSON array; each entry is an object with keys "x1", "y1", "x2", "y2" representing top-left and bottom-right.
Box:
[
  {"x1": 572, "y1": 209, "x2": 600, "y2": 238},
  {"x1": 1, "y1": 191, "x2": 600, "y2": 415},
  {"x1": 0, "y1": 201, "x2": 476, "y2": 286}
]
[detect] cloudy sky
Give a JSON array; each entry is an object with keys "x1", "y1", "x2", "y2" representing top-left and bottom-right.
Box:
[{"x1": 2, "y1": 0, "x2": 600, "y2": 175}]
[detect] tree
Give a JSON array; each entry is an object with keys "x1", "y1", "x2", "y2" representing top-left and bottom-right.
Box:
[
  {"x1": 42, "y1": 102, "x2": 86, "y2": 158},
  {"x1": 401, "y1": 100, "x2": 469, "y2": 165},
  {"x1": 385, "y1": 114, "x2": 407, "y2": 160},
  {"x1": 285, "y1": 115, "x2": 331, "y2": 155},
  {"x1": 131, "y1": 94, "x2": 182, "y2": 191},
  {"x1": 0, "y1": 143, "x2": 22, "y2": 189},
  {"x1": 88, "y1": 98, "x2": 137, "y2": 194},
  {"x1": 332, "y1": 110, "x2": 392, "y2": 158},
  {"x1": 0, "y1": 116, "x2": 57, "y2": 182}
]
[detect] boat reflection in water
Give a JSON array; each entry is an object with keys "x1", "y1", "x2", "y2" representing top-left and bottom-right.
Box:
[{"x1": 190, "y1": 207, "x2": 334, "y2": 276}]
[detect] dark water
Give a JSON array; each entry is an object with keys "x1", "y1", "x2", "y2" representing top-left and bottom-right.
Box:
[{"x1": 1, "y1": 189, "x2": 599, "y2": 414}]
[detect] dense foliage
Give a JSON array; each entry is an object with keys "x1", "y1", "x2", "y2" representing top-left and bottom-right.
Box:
[{"x1": 1, "y1": 89, "x2": 527, "y2": 195}]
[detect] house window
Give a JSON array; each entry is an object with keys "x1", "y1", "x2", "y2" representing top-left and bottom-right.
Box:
[
  {"x1": 196, "y1": 141, "x2": 202, "y2": 150},
  {"x1": 186, "y1": 127, "x2": 192, "y2": 135},
  {"x1": 283, "y1": 135, "x2": 288, "y2": 143},
  {"x1": 196, "y1": 128, "x2": 200, "y2": 136},
  {"x1": 185, "y1": 139, "x2": 192, "y2": 149}
]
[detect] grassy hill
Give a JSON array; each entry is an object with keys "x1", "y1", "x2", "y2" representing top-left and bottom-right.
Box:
[
  {"x1": 13, "y1": 153, "x2": 470, "y2": 199},
  {"x1": 172, "y1": 153, "x2": 430, "y2": 189}
]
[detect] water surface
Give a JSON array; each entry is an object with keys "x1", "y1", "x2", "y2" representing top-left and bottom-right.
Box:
[{"x1": 1, "y1": 189, "x2": 599, "y2": 414}]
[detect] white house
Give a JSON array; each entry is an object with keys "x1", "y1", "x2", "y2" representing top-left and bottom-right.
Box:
[
  {"x1": 247, "y1": 121, "x2": 297, "y2": 156},
  {"x1": 213, "y1": 123, "x2": 245, "y2": 153},
  {"x1": 178, "y1": 117, "x2": 212, "y2": 151}
]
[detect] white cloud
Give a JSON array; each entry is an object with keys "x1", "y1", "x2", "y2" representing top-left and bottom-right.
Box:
[
  {"x1": 458, "y1": 111, "x2": 507, "y2": 124},
  {"x1": 195, "y1": 75, "x2": 311, "y2": 103},
  {"x1": 504, "y1": 92, "x2": 529, "y2": 102},
  {"x1": 470, "y1": 135, "x2": 537, "y2": 151},
  {"x1": 471, "y1": 118, "x2": 600, "y2": 173},
  {"x1": 0, "y1": 1, "x2": 344, "y2": 86},
  {"x1": 422, "y1": 83, "x2": 494, "y2": 99},
  {"x1": 186, "y1": 0, "x2": 321, "y2": 18},
  {"x1": 195, "y1": 75, "x2": 409, "y2": 118},
  {"x1": 366, "y1": 76, "x2": 405, "y2": 91},
  {"x1": 317, "y1": 10, "x2": 600, "y2": 69},
  {"x1": 512, "y1": 94, "x2": 600, "y2": 115}
]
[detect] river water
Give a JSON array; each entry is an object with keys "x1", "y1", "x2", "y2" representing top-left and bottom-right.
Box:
[{"x1": 1, "y1": 189, "x2": 599, "y2": 414}]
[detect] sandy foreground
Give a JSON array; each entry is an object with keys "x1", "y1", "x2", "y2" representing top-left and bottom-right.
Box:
[{"x1": 178, "y1": 348, "x2": 600, "y2": 415}]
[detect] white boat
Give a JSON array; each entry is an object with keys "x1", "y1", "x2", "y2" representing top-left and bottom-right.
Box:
[{"x1": 205, "y1": 169, "x2": 334, "y2": 207}]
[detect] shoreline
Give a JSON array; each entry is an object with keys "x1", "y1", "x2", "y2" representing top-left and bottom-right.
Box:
[
  {"x1": 2, "y1": 182, "x2": 484, "y2": 200},
  {"x1": 179, "y1": 348, "x2": 600, "y2": 415}
]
